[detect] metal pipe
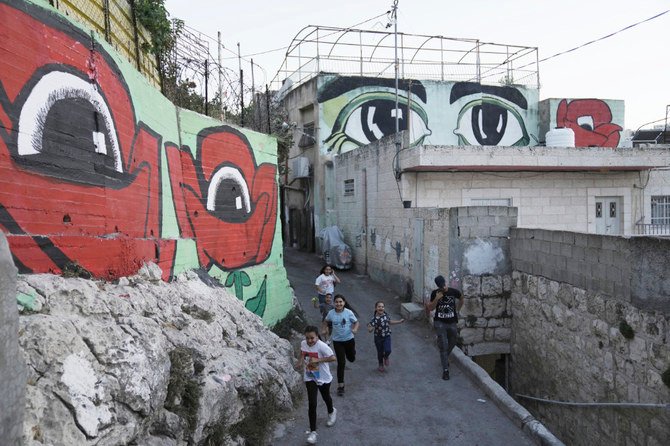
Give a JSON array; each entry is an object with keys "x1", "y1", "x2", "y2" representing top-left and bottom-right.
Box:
[{"x1": 516, "y1": 394, "x2": 669, "y2": 410}]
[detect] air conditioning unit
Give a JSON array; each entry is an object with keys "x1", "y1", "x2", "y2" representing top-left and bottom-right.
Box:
[{"x1": 292, "y1": 156, "x2": 310, "y2": 179}]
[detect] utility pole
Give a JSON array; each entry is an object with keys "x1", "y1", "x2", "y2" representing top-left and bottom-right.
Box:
[
  {"x1": 391, "y1": 0, "x2": 400, "y2": 179},
  {"x1": 218, "y1": 31, "x2": 224, "y2": 120},
  {"x1": 238, "y1": 42, "x2": 244, "y2": 127}
]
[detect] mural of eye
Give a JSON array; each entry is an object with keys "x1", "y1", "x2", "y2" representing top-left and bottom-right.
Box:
[
  {"x1": 324, "y1": 92, "x2": 431, "y2": 153},
  {"x1": 207, "y1": 165, "x2": 251, "y2": 222},
  {"x1": 454, "y1": 98, "x2": 529, "y2": 146},
  {"x1": 16, "y1": 71, "x2": 124, "y2": 184}
]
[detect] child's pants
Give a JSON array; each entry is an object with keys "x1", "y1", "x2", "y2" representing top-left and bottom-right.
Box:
[{"x1": 374, "y1": 335, "x2": 392, "y2": 365}]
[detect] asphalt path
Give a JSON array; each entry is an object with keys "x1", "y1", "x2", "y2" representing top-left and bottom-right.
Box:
[{"x1": 272, "y1": 247, "x2": 535, "y2": 446}]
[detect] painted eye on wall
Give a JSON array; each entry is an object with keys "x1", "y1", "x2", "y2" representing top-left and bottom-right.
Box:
[
  {"x1": 16, "y1": 71, "x2": 123, "y2": 184},
  {"x1": 454, "y1": 98, "x2": 529, "y2": 146},
  {"x1": 206, "y1": 165, "x2": 251, "y2": 222},
  {"x1": 324, "y1": 92, "x2": 431, "y2": 153}
]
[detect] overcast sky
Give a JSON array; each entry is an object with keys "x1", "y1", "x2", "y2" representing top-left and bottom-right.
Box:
[{"x1": 164, "y1": 0, "x2": 669, "y2": 131}]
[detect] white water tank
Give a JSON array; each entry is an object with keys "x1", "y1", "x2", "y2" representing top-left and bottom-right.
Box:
[{"x1": 545, "y1": 127, "x2": 575, "y2": 147}]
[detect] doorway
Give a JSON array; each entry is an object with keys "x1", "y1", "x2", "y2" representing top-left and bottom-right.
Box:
[{"x1": 595, "y1": 196, "x2": 622, "y2": 235}]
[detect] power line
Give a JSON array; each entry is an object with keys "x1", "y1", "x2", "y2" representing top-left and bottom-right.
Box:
[{"x1": 538, "y1": 9, "x2": 669, "y2": 65}]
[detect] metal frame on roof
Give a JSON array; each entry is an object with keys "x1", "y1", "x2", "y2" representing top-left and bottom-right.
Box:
[{"x1": 271, "y1": 25, "x2": 539, "y2": 92}]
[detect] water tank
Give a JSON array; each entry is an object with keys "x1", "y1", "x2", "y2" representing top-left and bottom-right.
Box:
[{"x1": 545, "y1": 127, "x2": 575, "y2": 147}]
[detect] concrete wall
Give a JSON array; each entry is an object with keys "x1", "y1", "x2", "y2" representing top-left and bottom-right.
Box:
[
  {"x1": 332, "y1": 137, "x2": 519, "y2": 350},
  {"x1": 0, "y1": 233, "x2": 25, "y2": 445},
  {"x1": 509, "y1": 228, "x2": 670, "y2": 445},
  {"x1": 0, "y1": 0, "x2": 291, "y2": 324}
]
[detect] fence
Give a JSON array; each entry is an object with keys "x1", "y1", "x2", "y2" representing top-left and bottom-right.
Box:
[{"x1": 46, "y1": 0, "x2": 160, "y2": 87}]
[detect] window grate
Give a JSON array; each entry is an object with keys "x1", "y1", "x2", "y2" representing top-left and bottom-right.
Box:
[
  {"x1": 343, "y1": 179, "x2": 355, "y2": 197},
  {"x1": 651, "y1": 195, "x2": 670, "y2": 225}
]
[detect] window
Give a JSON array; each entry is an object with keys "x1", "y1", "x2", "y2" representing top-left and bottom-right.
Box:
[
  {"x1": 469, "y1": 198, "x2": 511, "y2": 206},
  {"x1": 298, "y1": 122, "x2": 315, "y2": 148},
  {"x1": 651, "y1": 195, "x2": 670, "y2": 225},
  {"x1": 343, "y1": 179, "x2": 355, "y2": 197}
]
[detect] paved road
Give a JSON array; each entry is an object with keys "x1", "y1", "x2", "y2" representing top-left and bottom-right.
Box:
[{"x1": 272, "y1": 247, "x2": 535, "y2": 446}]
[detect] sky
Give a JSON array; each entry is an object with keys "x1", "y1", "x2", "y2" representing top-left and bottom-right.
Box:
[{"x1": 164, "y1": 0, "x2": 669, "y2": 131}]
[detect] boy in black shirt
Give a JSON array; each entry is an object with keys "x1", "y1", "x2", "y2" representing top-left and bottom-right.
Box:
[{"x1": 425, "y1": 275, "x2": 464, "y2": 380}]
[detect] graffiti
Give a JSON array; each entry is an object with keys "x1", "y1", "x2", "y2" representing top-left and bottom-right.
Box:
[
  {"x1": 556, "y1": 99, "x2": 622, "y2": 147},
  {"x1": 166, "y1": 126, "x2": 277, "y2": 271},
  {"x1": 391, "y1": 240, "x2": 404, "y2": 263},
  {"x1": 450, "y1": 82, "x2": 532, "y2": 146},
  {"x1": 244, "y1": 276, "x2": 268, "y2": 316},
  {"x1": 0, "y1": 0, "x2": 168, "y2": 279},
  {"x1": 0, "y1": 0, "x2": 287, "y2": 323},
  {"x1": 318, "y1": 77, "x2": 432, "y2": 153},
  {"x1": 317, "y1": 75, "x2": 539, "y2": 152}
]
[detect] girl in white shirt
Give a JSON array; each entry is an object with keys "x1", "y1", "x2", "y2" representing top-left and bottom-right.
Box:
[
  {"x1": 298, "y1": 325, "x2": 338, "y2": 444},
  {"x1": 314, "y1": 265, "x2": 341, "y2": 310}
]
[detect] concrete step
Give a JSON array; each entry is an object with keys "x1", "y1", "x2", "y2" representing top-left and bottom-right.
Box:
[{"x1": 400, "y1": 302, "x2": 425, "y2": 320}]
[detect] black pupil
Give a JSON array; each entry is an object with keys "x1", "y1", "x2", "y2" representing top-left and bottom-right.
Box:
[
  {"x1": 212, "y1": 177, "x2": 250, "y2": 222},
  {"x1": 471, "y1": 103, "x2": 508, "y2": 145},
  {"x1": 360, "y1": 100, "x2": 408, "y2": 142},
  {"x1": 28, "y1": 97, "x2": 124, "y2": 186}
]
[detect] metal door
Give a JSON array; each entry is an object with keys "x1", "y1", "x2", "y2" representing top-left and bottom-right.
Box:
[{"x1": 595, "y1": 196, "x2": 622, "y2": 235}]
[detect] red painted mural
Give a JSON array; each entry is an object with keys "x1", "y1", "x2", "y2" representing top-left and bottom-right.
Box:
[
  {"x1": 167, "y1": 127, "x2": 277, "y2": 271},
  {"x1": 556, "y1": 99, "x2": 622, "y2": 147},
  {"x1": 0, "y1": 0, "x2": 277, "y2": 280}
]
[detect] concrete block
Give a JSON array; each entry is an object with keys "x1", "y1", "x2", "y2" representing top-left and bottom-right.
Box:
[{"x1": 400, "y1": 302, "x2": 424, "y2": 320}]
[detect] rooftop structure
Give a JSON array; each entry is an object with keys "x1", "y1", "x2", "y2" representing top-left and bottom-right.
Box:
[{"x1": 272, "y1": 26, "x2": 540, "y2": 93}]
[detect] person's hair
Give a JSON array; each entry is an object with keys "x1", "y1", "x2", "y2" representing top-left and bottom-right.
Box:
[
  {"x1": 320, "y1": 265, "x2": 333, "y2": 275},
  {"x1": 334, "y1": 294, "x2": 358, "y2": 316},
  {"x1": 304, "y1": 325, "x2": 319, "y2": 336},
  {"x1": 374, "y1": 300, "x2": 384, "y2": 308},
  {"x1": 325, "y1": 293, "x2": 333, "y2": 299}
]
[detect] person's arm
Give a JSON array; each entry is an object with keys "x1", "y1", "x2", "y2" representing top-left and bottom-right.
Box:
[
  {"x1": 425, "y1": 290, "x2": 443, "y2": 312},
  {"x1": 390, "y1": 318, "x2": 405, "y2": 325},
  {"x1": 456, "y1": 291, "x2": 464, "y2": 313},
  {"x1": 311, "y1": 354, "x2": 336, "y2": 364},
  {"x1": 351, "y1": 320, "x2": 360, "y2": 334},
  {"x1": 321, "y1": 319, "x2": 330, "y2": 335}
]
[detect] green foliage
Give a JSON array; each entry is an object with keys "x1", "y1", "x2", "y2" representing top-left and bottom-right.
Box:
[
  {"x1": 134, "y1": 0, "x2": 181, "y2": 57},
  {"x1": 271, "y1": 306, "x2": 307, "y2": 340},
  {"x1": 619, "y1": 320, "x2": 635, "y2": 340},
  {"x1": 245, "y1": 276, "x2": 267, "y2": 317},
  {"x1": 165, "y1": 348, "x2": 202, "y2": 434}
]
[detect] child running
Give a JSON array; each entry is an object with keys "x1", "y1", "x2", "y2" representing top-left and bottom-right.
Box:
[
  {"x1": 315, "y1": 265, "x2": 340, "y2": 313},
  {"x1": 320, "y1": 293, "x2": 334, "y2": 343},
  {"x1": 322, "y1": 294, "x2": 358, "y2": 396},
  {"x1": 367, "y1": 301, "x2": 405, "y2": 372},
  {"x1": 297, "y1": 325, "x2": 338, "y2": 444}
]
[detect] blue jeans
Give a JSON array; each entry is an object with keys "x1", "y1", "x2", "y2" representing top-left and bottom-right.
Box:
[
  {"x1": 434, "y1": 320, "x2": 458, "y2": 371},
  {"x1": 374, "y1": 335, "x2": 392, "y2": 365}
]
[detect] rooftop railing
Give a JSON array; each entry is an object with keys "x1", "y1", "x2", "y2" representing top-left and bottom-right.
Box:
[{"x1": 271, "y1": 25, "x2": 540, "y2": 92}]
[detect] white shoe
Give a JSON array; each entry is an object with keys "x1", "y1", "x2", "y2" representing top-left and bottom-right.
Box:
[
  {"x1": 306, "y1": 430, "x2": 318, "y2": 444},
  {"x1": 326, "y1": 408, "x2": 337, "y2": 427}
]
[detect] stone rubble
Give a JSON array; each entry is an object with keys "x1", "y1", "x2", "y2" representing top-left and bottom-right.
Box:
[{"x1": 17, "y1": 266, "x2": 302, "y2": 446}]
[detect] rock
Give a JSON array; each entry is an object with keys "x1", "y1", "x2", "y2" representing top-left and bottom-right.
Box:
[{"x1": 18, "y1": 270, "x2": 302, "y2": 445}]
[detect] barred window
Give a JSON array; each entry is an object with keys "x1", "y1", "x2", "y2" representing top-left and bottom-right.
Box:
[
  {"x1": 343, "y1": 179, "x2": 355, "y2": 197},
  {"x1": 651, "y1": 196, "x2": 670, "y2": 225}
]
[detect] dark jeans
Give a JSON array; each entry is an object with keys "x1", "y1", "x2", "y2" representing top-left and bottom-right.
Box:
[
  {"x1": 434, "y1": 320, "x2": 458, "y2": 371},
  {"x1": 332, "y1": 338, "x2": 356, "y2": 384},
  {"x1": 374, "y1": 335, "x2": 392, "y2": 365},
  {"x1": 305, "y1": 381, "x2": 333, "y2": 431}
]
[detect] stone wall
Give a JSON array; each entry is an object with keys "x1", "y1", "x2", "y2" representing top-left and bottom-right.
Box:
[
  {"x1": 452, "y1": 207, "x2": 517, "y2": 356},
  {"x1": 509, "y1": 228, "x2": 670, "y2": 445},
  {"x1": 0, "y1": 233, "x2": 26, "y2": 445}
]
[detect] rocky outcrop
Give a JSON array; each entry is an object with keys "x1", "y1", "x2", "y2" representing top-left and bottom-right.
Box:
[{"x1": 17, "y1": 265, "x2": 302, "y2": 445}]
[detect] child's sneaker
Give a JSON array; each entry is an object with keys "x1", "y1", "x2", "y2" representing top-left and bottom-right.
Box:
[
  {"x1": 306, "y1": 430, "x2": 318, "y2": 444},
  {"x1": 337, "y1": 386, "x2": 344, "y2": 396},
  {"x1": 377, "y1": 365, "x2": 385, "y2": 372},
  {"x1": 383, "y1": 357, "x2": 389, "y2": 367},
  {"x1": 326, "y1": 408, "x2": 337, "y2": 427}
]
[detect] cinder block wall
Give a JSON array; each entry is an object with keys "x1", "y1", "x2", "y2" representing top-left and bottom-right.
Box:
[
  {"x1": 0, "y1": 233, "x2": 25, "y2": 445},
  {"x1": 509, "y1": 228, "x2": 670, "y2": 445}
]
